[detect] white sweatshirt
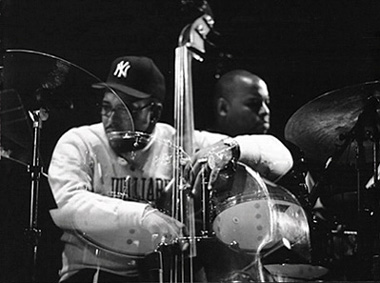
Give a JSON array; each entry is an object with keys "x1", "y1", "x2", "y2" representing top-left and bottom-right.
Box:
[{"x1": 48, "y1": 122, "x2": 293, "y2": 281}]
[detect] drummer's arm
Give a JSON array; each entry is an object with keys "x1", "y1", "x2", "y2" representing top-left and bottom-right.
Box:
[
  {"x1": 234, "y1": 134, "x2": 293, "y2": 182},
  {"x1": 48, "y1": 130, "x2": 148, "y2": 234},
  {"x1": 194, "y1": 131, "x2": 293, "y2": 182}
]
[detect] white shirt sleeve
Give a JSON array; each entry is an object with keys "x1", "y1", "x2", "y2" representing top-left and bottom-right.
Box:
[
  {"x1": 48, "y1": 129, "x2": 148, "y2": 235},
  {"x1": 234, "y1": 134, "x2": 293, "y2": 182},
  {"x1": 194, "y1": 130, "x2": 293, "y2": 181}
]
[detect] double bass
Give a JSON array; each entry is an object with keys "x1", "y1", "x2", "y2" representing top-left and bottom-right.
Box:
[
  {"x1": 159, "y1": 2, "x2": 215, "y2": 282},
  {"x1": 158, "y1": 1, "x2": 312, "y2": 282}
]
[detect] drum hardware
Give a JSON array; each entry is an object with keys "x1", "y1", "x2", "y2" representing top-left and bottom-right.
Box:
[
  {"x1": 218, "y1": 246, "x2": 278, "y2": 283},
  {"x1": 331, "y1": 229, "x2": 357, "y2": 236},
  {"x1": 221, "y1": 262, "x2": 273, "y2": 283},
  {"x1": 291, "y1": 168, "x2": 313, "y2": 212},
  {"x1": 306, "y1": 110, "x2": 362, "y2": 208},
  {"x1": 262, "y1": 238, "x2": 292, "y2": 260},
  {"x1": 282, "y1": 145, "x2": 314, "y2": 212},
  {"x1": 221, "y1": 237, "x2": 291, "y2": 258},
  {"x1": 262, "y1": 234, "x2": 329, "y2": 281},
  {"x1": 22, "y1": 62, "x2": 55, "y2": 282},
  {"x1": 224, "y1": 240, "x2": 304, "y2": 283},
  {"x1": 24, "y1": 108, "x2": 46, "y2": 283},
  {"x1": 285, "y1": 82, "x2": 380, "y2": 280},
  {"x1": 1, "y1": 83, "x2": 50, "y2": 282}
]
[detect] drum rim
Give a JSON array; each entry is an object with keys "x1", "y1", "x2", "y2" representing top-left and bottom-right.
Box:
[{"x1": 214, "y1": 188, "x2": 302, "y2": 215}]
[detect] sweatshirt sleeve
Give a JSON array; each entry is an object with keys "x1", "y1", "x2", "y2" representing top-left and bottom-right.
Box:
[
  {"x1": 234, "y1": 134, "x2": 293, "y2": 181},
  {"x1": 48, "y1": 129, "x2": 148, "y2": 236},
  {"x1": 194, "y1": 131, "x2": 293, "y2": 181}
]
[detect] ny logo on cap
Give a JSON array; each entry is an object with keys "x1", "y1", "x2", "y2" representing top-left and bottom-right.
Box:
[{"x1": 113, "y1": 61, "x2": 131, "y2": 78}]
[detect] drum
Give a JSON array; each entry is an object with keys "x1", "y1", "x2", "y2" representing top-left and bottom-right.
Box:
[
  {"x1": 262, "y1": 192, "x2": 330, "y2": 281},
  {"x1": 212, "y1": 162, "x2": 310, "y2": 257},
  {"x1": 212, "y1": 163, "x2": 274, "y2": 252}
]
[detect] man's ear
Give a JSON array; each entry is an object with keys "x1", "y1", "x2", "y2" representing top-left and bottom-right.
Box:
[
  {"x1": 150, "y1": 102, "x2": 163, "y2": 122},
  {"x1": 145, "y1": 102, "x2": 163, "y2": 134},
  {"x1": 217, "y1": 97, "x2": 229, "y2": 117}
]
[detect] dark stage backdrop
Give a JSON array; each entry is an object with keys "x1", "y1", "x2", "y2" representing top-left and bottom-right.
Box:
[
  {"x1": 4, "y1": 0, "x2": 380, "y2": 135},
  {"x1": 2, "y1": 0, "x2": 380, "y2": 281}
]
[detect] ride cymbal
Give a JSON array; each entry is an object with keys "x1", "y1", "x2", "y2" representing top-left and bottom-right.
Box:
[
  {"x1": 1, "y1": 49, "x2": 134, "y2": 168},
  {"x1": 285, "y1": 81, "x2": 380, "y2": 164}
]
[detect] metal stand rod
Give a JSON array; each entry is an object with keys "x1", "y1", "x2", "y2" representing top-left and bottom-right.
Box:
[
  {"x1": 354, "y1": 96, "x2": 380, "y2": 280},
  {"x1": 369, "y1": 98, "x2": 380, "y2": 280},
  {"x1": 310, "y1": 95, "x2": 380, "y2": 280},
  {"x1": 25, "y1": 109, "x2": 44, "y2": 282}
]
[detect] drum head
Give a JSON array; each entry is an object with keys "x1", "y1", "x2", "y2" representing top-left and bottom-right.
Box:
[
  {"x1": 212, "y1": 163, "x2": 276, "y2": 253},
  {"x1": 212, "y1": 163, "x2": 310, "y2": 261}
]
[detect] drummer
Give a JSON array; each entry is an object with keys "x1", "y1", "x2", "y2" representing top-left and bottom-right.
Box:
[
  {"x1": 196, "y1": 70, "x2": 275, "y2": 282},
  {"x1": 205, "y1": 69, "x2": 328, "y2": 282},
  {"x1": 48, "y1": 57, "x2": 293, "y2": 282},
  {"x1": 212, "y1": 69, "x2": 270, "y2": 136}
]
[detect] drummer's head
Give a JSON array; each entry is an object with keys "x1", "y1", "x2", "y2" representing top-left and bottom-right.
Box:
[
  {"x1": 214, "y1": 70, "x2": 270, "y2": 136},
  {"x1": 93, "y1": 56, "x2": 165, "y2": 135}
]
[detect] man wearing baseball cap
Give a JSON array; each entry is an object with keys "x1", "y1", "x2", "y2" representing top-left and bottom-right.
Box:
[
  {"x1": 93, "y1": 56, "x2": 165, "y2": 137},
  {"x1": 48, "y1": 56, "x2": 293, "y2": 282}
]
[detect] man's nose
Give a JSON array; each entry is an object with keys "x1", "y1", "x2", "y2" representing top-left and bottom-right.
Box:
[{"x1": 260, "y1": 102, "x2": 270, "y2": 115}]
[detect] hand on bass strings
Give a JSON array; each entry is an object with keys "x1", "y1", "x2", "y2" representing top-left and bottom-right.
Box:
[{"x1": 141, "y1": 206, "x2": 187, "y2": 250}]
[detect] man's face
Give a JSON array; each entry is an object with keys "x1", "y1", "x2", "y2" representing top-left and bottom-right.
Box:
[
  {"x1": 225, "y1": 78, "x2": 270, "y2": 135},
  {"x1": 101, "y1": 92, "x2": 155, "y2": 135}
]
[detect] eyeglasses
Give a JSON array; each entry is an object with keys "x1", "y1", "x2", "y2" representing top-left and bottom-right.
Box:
[{"x1": 101, "y1": 101, "x2": 155, "y2": 118}]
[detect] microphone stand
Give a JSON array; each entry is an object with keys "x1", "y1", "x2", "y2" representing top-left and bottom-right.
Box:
[{"x1": 25, "y1": 108, "x2": 48, "y2": 282}]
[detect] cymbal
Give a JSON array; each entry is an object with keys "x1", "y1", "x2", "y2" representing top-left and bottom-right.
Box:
[
  {"x1": 1, "y1": 49, "x2": 133, "y2": 167},
  {"x1": 285, "y1": 81, "x2": 380, "y2": 164}
]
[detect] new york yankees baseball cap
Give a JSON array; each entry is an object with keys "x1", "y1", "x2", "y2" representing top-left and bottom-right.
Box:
[{"x1": 93, "y1": 56, "x2": 165, "y2": 102}]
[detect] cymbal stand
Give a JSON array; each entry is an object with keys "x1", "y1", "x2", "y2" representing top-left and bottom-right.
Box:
[
  {"x1": 25, "y1": 108, "x2": 47, "y2": 282},
  {"x1": 308, "y1": 122, "x2": 357, "y2": 208},
  {"x1": 353, "y1": 95, "x2": 380, "y2": 280},
  {"x1": 371, "y1": 101, "x2": 380, "y2": 280},
  {"x1": 309, "y1": 95, "x2": 380, "y2": 280}
]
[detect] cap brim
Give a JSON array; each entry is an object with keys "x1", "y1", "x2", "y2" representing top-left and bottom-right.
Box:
[{"x1": 92, "y1": 82, "x2": 151, "y2": 99}]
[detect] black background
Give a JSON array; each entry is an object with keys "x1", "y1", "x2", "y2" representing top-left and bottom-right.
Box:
[
  {"x1": 2, "y1": 0, "x2": 380, "y2": 281},
  {"x1": 4, "y1": 0, "x2": 380, "y2": 135}
]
